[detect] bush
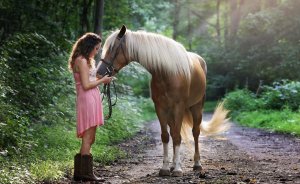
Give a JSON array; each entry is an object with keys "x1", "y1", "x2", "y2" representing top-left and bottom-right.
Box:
[
  {"x1": 0, "y1": 33, "x2": 74, "y2": 154},
  {"x1": 261, "y1": 80, "x2": 300, "y2": 111},
  {"x1": 224, "y1": 89, "x2": 262, "y2": 114},
  {"x1": 114, "y1": 62, "x2": 151, "y2": 97},
  {"x1": 224, "y1": 80, "x2": 300, "y2": 113},
  {"x1": 0, "y1": 101, "x2": 35, "y2": 155},
  {"x1": 0, "y1": 33, "x2": 73, "y2": 122},
  {"x1": 100, "y1": 95, "x2": 155, "y2": 144},
  {"x1": 0, "y1": 94, "x2": 156, "y2": 183}
]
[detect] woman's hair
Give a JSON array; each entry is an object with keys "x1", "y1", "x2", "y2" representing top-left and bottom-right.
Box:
[{"x1": 68, "y1": 32, "x2": 102, "y2": 71}]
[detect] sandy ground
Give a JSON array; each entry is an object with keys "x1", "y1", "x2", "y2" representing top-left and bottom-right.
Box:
[{"x1": 64, "y1": 114, "x2": 300, "y2": 184}]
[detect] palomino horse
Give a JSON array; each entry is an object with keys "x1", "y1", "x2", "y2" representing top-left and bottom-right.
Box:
[{"x1": 98, "y1": 25, "x2": 229, "y2": 176}]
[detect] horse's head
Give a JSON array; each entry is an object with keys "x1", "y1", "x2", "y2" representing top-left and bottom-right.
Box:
[{"x1": 97, "y1": 25, "x2": 129, "y2": 77}]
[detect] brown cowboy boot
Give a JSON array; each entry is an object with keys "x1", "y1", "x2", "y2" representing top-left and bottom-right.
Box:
[
  {"x1": 73, "y1": 153, "x2": 82, "y2": 181},
  {"x1": 81, "y1": 154, "x2": 105, "y2": 182}
]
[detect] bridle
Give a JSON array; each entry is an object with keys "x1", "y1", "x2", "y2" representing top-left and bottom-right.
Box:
[
  {"x1": 99, "y1": 36, "x2": 128, "y2": 76},
  {"x1": 98, "y1": 35, "x2": 129, "y2": 119}
]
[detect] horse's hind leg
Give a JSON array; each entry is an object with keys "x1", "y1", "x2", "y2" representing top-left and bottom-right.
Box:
[
  {"x1": 155, "y1": 105, "x2": 171, "y2": 176},
  {"x1": 169, "y1": 104, "x2": 185, "y2": 177},
  {"x1": 190, "y1": 100, "x2": 204, "y2": 171}
]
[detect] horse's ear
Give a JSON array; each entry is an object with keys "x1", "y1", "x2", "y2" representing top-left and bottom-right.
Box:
[{"x1": 117, "y1": 25, "x2": 126, "y2": 39}]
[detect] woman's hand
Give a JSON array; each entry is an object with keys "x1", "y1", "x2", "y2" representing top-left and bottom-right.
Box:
[{"x1": 100, "y1": 75, "x2": 112, "y2": 84}]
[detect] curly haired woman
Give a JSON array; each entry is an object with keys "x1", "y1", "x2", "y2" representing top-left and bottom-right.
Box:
[{"x1": 68, "y1": 32, "x2": 112, "y2": 181}]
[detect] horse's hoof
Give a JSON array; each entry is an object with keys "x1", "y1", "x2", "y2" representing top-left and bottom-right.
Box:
[
  {"x1": 193, "y1": 165, "x2": 203, "y2": 171},
  {"x1": 170, "y1": 166, "x2": 174, "y2": 172},
  {"x1": 172, "y1": 170, "x2": 183, "y2": 177},
  {"x1": 159, "y1": 169, "x2": 170, "y2": 176}
]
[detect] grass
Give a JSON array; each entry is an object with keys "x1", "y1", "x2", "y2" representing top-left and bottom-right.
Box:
[
  {"x1": 204, "y1": 100, "x2": 300, "y2": 137},
  {"x1": 234, "y1": 109, "x2": 300, "y2": 136},
  {"x1": 223, "y1": 88, "x2": 300, "y2": 137},
  {"x1": 0, "y1": 96, "x2": 156, "y2": 184}
]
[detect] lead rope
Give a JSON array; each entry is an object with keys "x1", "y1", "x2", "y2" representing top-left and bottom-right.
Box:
[
  {"x1": 102, "y1": 80, "x2": 118, "y2": 119},
  {"x1": 96, "y1": 57, "x2": 118, "y2": 120}
]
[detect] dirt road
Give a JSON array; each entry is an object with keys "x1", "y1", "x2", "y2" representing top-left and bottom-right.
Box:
[{"x1": 71, "y1": 114, "x2": 300, "y2": 184}]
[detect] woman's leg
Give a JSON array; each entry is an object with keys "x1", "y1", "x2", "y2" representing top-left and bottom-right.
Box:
[
  {"x1": 77, "y1": 126, "x2": 103, "y2": 181},
  {"x1": 80, "y1": 126, "x2": 97, "y2": 155}
]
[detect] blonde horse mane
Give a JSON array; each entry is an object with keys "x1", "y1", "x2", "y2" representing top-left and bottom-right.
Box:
[{"x1": 102, "y1": 29, "x2": 193, "y2": 79}]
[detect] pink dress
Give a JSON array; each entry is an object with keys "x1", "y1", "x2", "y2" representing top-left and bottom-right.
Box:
[{"x1": 74, "y1": 67, "x2": 104, "y2": 138}]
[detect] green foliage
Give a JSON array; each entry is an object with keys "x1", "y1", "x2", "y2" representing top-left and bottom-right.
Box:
[
  {"x1": 0, "y1": 0, "x2": 79, "y2": 48},
  {"x1": 203, "y1": 101, "x2": 218, "y2": 113},
  {"x1": 234, "y1": 1, "x2": 300, "y2": 87},
  {"x1": 0, "y1": 101, "x2": 35, "y2": 155},
  {"x1": 0, "y1": 33, "x2": 73, "y2": 123},
  {"x1": 236, "y1": 2, "x2": 300, "y2": 83},
  {"x1": 235, "y1": 109, "x2": 300, "y2": 136},
  {"x1": 30, "y1": 160, "x2": 65, "y2": 182},
  {"x1": 224, "y1": 80, "x2": 300, "y2": 113},
  {"x1": 0, "y1": 95, "x2": 156, "y2": 183},
  {"x1": 224, "y1": 89, "x2": 262, "y2": 113},
  {"x1": 103, "y1": 0, "x2": 132, "y2": 30},
  {"x1": 197, "y1": 1, "x2": 300, "y2": 98},
  {"x1": 1, "y1": 0, "x2": 300, "y2": 182},
  {"x1": 2, "y1": 0, "x2": 300, "y2": 101},
  {"x1": 225, "y1": 81, "x2": 300, "y2": 136},
  {"x1": 260, "y1": 80, "x2": 300, "y2": 110},
  {"x1": 0, "y1": 163, "x2": 34, "y2": 184},
  {"x1": 103, "y1": 0, "x2": 172, "y2": 31},
  {"x1": 101, "y1": 96, "x2": 156, "y2": 144},
  {"x1": 92, "y1": 145, "x2": 126, "y2": 165},
  {"x1": 115, "y1": 62, "x2": 151, "y2": 97},
  {"x1": 133, "y1": 0, "x2": 172, "y2": 32}
]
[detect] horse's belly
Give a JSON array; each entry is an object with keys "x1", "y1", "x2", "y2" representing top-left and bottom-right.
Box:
[{"x1": 150, "y1": 61, "x2": 206, "y2": 108}]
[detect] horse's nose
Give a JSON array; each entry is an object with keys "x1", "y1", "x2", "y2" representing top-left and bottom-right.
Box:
[{"x1": 97, "y1": 62, "x2": 107, "y2": 77}]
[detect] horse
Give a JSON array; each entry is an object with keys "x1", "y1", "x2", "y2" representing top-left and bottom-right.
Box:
[{"x1": 98, "y1": 25, "x2": 230, "y2": 177}]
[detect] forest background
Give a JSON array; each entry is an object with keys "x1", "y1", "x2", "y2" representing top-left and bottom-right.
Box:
[{"x1": 0, "y1": 0, "x2": 300, "y2": 183}]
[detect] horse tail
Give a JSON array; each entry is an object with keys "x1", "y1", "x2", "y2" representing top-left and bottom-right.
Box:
[
  {"x1": 180, "y1": 110, "x2": 194, "y2": 149},
  {"x1": 181, "y1": 101, "x2": 230, "y2": 144},
  {"x1": 200, "y1": 101, "x2": 230, "y2": 135}
]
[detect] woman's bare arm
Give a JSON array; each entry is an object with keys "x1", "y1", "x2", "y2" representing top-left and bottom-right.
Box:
[{"x1": 76, "y1": 58, "x2": 111, "y2": 90}]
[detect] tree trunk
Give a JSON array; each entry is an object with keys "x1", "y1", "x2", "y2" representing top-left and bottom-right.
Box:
[
  {"x1": 93, "y1": 0, "x2": 104, "y2": 64},
  {"x1": 80, "y1": 0, "x2": 93, "y2": 35},
  {"x1": 94, "y1": 0, "x2": 104, "y2": 36}
]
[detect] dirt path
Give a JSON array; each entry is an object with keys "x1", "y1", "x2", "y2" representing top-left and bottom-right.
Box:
[{"x1": 71, "y1": 114, "x2": 300, "y2": 184}]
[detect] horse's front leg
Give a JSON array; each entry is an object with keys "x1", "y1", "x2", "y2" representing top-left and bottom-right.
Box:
[
  {"x1": 155, "y1": 105, "x2": 171, "y2": 176},
  {"x1": 160, "y1": 124, "x2": 170, "y2": 176},
  {"x1": 171, "y1": 139, "x2": 182, "y2": 177}
]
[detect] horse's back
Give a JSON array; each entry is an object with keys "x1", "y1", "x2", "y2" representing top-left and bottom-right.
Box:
[{"x1": 188, "y1": 52, "x2": 207, "y2": 75}]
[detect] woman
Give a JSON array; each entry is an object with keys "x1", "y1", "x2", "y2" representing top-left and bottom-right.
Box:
[{"x1": 68, "y1": 32, "x2": 112, "y2": 181}]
